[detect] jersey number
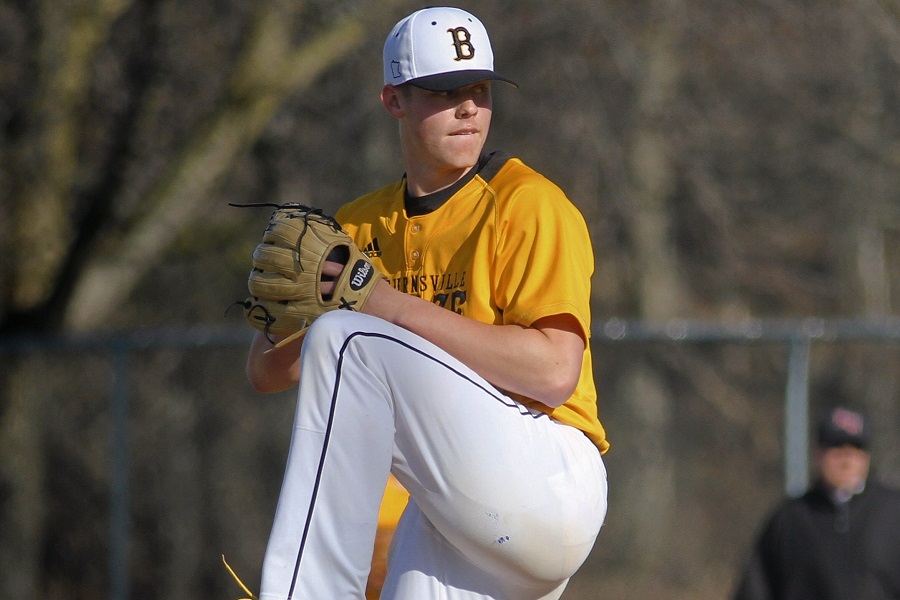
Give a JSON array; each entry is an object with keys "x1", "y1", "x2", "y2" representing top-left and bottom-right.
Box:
[{"x1": 433, "y1": 290, "x2": 467, "y2": 314}]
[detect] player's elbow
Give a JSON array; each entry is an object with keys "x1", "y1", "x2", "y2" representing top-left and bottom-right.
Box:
[
  {"x1": 529, "y1": 315, "x2": 584, "y2": 408},
  {"x1": 246, "y1": 333, "x2": 300, "y2": 393},
  {"x1": 537, "y1": 366, "x2": 581, "y2": 408},
  {"x1": 246, "y1": 359, "x2": 299, "y2": 393},
  {"x1": 246, "y1": 364, "x2": 275, "y2": 393}
]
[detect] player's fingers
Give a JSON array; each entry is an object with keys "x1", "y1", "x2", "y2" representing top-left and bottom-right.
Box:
[
  {"x1": 322, "y1": 261, "x2": 344, "y2": 277},
  {"x1": 320, "y1": 260, "x2": 344, "y2": 296}
]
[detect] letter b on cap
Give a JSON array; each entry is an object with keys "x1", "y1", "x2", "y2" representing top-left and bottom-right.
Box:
[{"x1": 448, "y1": 27, "x2": 476, "y2": 61}]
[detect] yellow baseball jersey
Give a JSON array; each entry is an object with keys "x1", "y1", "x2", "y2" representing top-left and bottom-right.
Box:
[{"x1": 336, "y1": 152, "x2": 608, "y2": 453}]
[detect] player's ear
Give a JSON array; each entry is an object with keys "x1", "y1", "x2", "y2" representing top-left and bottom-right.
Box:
[{"x1": 381, "y1": 84, "x2": 405, "y2": 118}]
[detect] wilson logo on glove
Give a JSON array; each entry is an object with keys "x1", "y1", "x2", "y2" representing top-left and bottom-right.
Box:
[{"x1": 349, "y1": 260, "x2": 374, "y2": 291}]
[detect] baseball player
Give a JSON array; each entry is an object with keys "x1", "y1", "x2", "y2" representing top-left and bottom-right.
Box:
[{"x1": 242, "y1": 7, "x2": 609, "y2": 599}]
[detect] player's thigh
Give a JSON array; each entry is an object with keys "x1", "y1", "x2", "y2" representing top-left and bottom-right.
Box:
[
  {"x1": 383, "y1": 501, "x2": 571, "y2": 600},
  {"x1": 397, "y1": 415, "x2": 606, "y2": 585},
  {"x1": 320, "y1": 315, "x2": 607, "y2": 581},
  {"x1": 308, "y1": 312, "x2": 607, "y2": 579}
]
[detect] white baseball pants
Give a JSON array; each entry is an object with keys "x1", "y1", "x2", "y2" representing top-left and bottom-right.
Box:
[{"x1": 258, "y1": 311, "x2": 607, "y2": 600}]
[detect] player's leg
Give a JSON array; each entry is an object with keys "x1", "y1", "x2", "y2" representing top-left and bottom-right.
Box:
[
  {"x1": 257, "y1": 314, "x2": 398, "y2": 599},
  {"x1": 383, "y1": 499, "x2": 573, "y2": 600},
  {"x1": 384, "y1": 410, "x2": 606, "y2": 599},
  {"x1": 258, "y1": 311, "x2": 606, "y2": 599},
  {"x1": 355, "y1": 317, "x2": 606, "y2": 596},
  {"x1": 361, "y1": 314, "x2": 609, "y2": 597}
]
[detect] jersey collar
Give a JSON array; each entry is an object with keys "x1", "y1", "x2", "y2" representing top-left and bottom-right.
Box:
[{"x1": 404, "y1": 151, "x2": 509, "y2": 217}]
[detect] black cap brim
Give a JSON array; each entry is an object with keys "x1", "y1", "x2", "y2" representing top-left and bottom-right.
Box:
[
  {"x1": 408, "y1": 70, "x2": 518, "y2": 92},
  {"x1": 818, "y1": 429, "x2": 870, "y2": 450}
]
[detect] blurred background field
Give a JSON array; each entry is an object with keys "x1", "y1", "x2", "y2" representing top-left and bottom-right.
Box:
[{"x1": 1, "y1": 0, "x2": 899, "y2": 598}]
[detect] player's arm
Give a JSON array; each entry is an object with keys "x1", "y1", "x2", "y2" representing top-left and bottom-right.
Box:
[
  {"x1": 363, "y1": 279, "x2": 585, "y2": 408},
  {"x1": 246, "y1": 262, "x2": 585, "y2": 405},
  {"x1": 246, "y1": 331, "x2": 302, "y2": 393}
]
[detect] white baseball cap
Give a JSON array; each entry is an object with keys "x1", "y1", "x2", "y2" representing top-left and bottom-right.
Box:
[{"x1": 383, "y1": 7, "x2": 518, "y2": 91}]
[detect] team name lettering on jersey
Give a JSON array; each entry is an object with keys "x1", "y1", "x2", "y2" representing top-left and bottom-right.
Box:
[{"x1": 390, "y1": 271, "x2": 466, "y2": 297}]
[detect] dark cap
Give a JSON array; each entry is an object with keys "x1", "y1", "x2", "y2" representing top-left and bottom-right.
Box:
[{"x1": 817, "y1": 406, "x2": 870, "y2": 450}]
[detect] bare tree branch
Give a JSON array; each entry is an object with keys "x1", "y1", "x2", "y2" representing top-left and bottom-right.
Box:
[
  {"x1": 63, "y1": 7, "x2": 371, "y2": 330},
  {"x1": 10, "y1": 0, "x2": 131, "y2": 310}
]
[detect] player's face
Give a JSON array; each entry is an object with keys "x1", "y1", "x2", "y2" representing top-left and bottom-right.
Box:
[
  {"x1": 387, "y1": 81, "x2": 493, "y2": 193},
  {"x1": 817, "y1": 444, "x2": 870, "y2": 492}
]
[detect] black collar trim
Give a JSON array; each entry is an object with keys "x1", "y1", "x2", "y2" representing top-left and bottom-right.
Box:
[{"x1": 404, "y1": 151, "x2": 510, "y2": 217}]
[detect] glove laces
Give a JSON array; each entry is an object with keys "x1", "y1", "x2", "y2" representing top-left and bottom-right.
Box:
[{"x1": 221, "y1": 555, "x2": 258, "y2": 600}]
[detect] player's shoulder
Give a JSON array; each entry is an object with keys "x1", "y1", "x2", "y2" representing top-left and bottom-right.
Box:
[
  {"x1": 483, "y1": 152, "x2": 560, "y2": 192},
  {"x1": 336, "y1": 179, "x2": 403, "y2": 226},
  {"x1": 481, "y1": 152, "x2": 584, "y2": 222},
  {"x1": 759, "y1": 493, "x2": 815, "y2": 539}
]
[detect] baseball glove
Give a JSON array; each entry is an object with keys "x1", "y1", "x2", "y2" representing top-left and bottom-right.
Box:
[{"x1": 233, "y1": 203, "x2": 384, "y2": 347}]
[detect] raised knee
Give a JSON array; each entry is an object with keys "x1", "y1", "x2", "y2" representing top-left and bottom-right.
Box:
[{"x1": 303, "y1": 311, "x2": 375, "y2": 350}]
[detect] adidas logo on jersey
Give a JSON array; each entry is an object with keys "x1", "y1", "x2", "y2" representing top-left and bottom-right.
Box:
[{"x1": 363, "y1": 238, "x2": 382, "y2": 258}]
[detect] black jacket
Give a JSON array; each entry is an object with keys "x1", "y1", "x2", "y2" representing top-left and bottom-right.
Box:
[{"x1": 733, "y1": 479, "x2": 900, "y2": 600}]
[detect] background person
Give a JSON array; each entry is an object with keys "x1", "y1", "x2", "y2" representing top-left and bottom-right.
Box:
[{"x1": 733, "y1": 405, "x2": 900, "y2": 600}]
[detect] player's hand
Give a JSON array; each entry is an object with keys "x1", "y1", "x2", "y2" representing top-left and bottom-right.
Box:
[{"x1": 320, "y1": 260, "x2": 344, "y2": 297}]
